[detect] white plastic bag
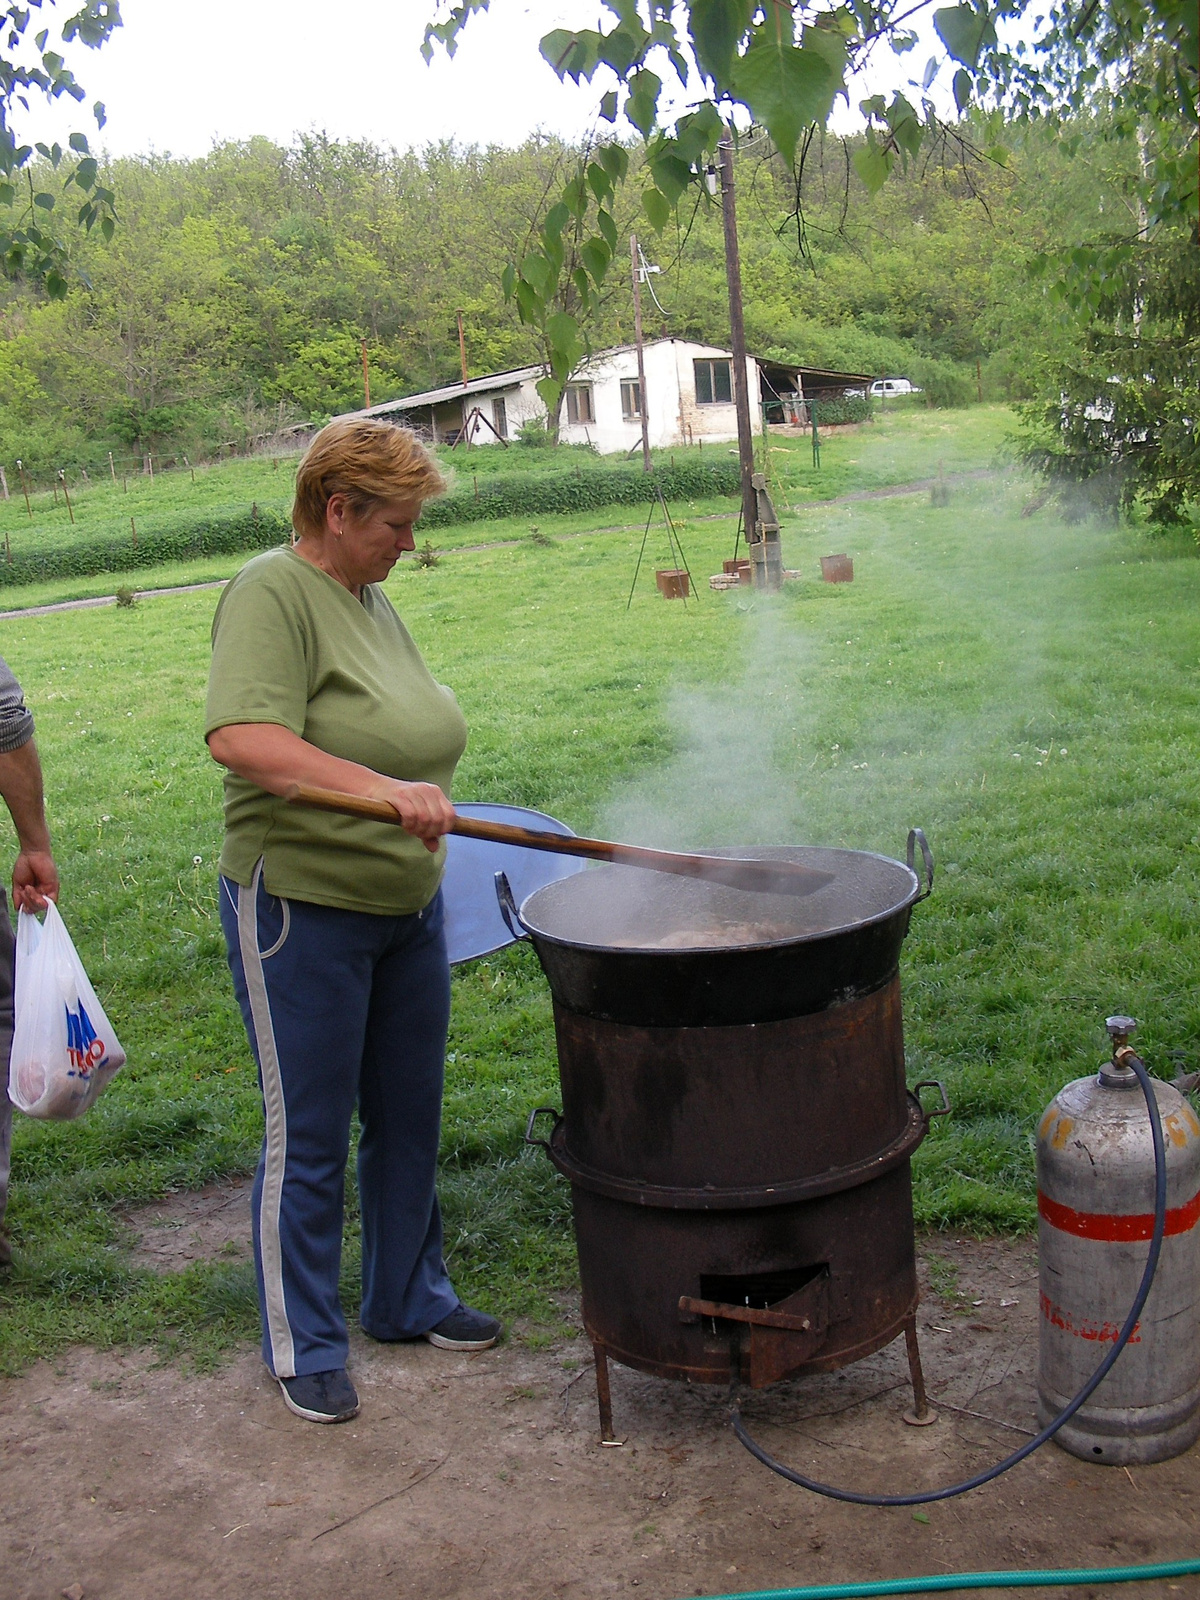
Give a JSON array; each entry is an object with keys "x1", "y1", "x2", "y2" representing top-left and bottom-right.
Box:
[{"x1": 8, "y1": 902, "x2": 125, "y2": 1120}]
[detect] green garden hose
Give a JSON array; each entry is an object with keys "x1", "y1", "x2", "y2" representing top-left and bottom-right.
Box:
[{"x1": 676, "y1": 1554, "x2": 1200, "y2": 1600}]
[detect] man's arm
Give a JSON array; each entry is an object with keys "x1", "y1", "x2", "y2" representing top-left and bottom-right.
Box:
[{"x1": 0, "y1": 739, "x2": 58, "y2": 911}]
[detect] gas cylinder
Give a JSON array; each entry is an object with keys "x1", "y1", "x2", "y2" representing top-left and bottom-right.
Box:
[{"x1": 1036, "y1": 1016, "x2": 1200, "y2": 1464}]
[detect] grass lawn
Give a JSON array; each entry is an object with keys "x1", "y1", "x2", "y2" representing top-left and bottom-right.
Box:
[
  {"x1": 4, "y1": 405, "x2": 1194, "y2": 1376},
  {"x1": 0, "y1": 407, "x2": 1012, "y2": 584}
]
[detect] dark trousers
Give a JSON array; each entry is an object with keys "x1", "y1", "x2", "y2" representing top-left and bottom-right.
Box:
[{"x1": 219, "y1": 866, "x2": 458, "y2": 1377}]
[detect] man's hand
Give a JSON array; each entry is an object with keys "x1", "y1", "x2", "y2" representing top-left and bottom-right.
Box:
[
  {"x1": 0, "y1": 738, "x2": 56, "y2": 912},
  {"x1": 13, "y1": 849, "x2": 59, "y2": 912}
]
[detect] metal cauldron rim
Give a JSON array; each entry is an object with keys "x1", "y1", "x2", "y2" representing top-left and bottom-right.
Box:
[{"x1": 514, "y1": 844, "x2": 924, "y2": 956}]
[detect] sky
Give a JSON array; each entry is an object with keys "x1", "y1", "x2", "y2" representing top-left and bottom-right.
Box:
[{"x1": 22, "y1": 0, "x2": 953, "y2": 161}]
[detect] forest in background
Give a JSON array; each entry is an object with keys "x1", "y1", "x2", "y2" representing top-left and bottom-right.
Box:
[{"x1": 0, "y1": 118, "x2": 1140, "y2": 476}]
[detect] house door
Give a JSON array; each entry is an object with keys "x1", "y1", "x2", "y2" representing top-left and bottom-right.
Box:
[{"x1": 493, "y1": 396, "x2": 508, "y2": 439}]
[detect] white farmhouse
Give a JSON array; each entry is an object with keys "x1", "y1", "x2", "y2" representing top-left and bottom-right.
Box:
[{"x1": 345, "y1": 339, "x2": 869, "y2": 451}]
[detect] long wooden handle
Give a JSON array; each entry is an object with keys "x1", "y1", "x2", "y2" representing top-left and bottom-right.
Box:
[{"x1": 284, "y1": 784, "x2": 835, "y2": 899}]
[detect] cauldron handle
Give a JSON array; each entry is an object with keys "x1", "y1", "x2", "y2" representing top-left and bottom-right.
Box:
[
  {"x1": 907, "y1": 828, "x2": 934, "y2": 901},
  {"x1": 494, "y1": 870, "x2": 530, "y2": 941},
  {"x1": 524, "y1": 1106, "x2": 561, "y2": 1155},
  {"x1": 912, "y1": 1079, "x2": 950, "y2": 1129}
]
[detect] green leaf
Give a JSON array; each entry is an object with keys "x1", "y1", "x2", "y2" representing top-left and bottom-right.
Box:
[
  {"x1": 597, "y1": 23, "x2": 648, "y2": 77},
  {"x1": 581, "y1": 237, "x2": 611, "y2": 285},
  {"x1": 522, "y1": 251, "x2": 556, "y2": 298},
  {"x1": 886, "y1": 94, "x2": 923, "y2": 160},
  {"x1": 74, "y1": 156, "x2": 99, "y2": 189},
  {"x1": 598, "y1": 144, "x2": 629, "y2": 184},
  {"x1": 646, "y1": 146, "x2": 692, "y2": 205},
  {"x1": 68, "y1": 131, "x2": 89, "y2": 153},
  {"x1": 596, "y1": 207, "x2": 618, "y2": 252},
  {"x1": 953, "y1": 68, "x2": 973, "y2": 112},
  {"x1": 536, "y1": 375, "x2": 563, "y2": 413},
  {"x1": 540, "y1": 28, "x2": 598, "y2": 82},
  {"x1": 641, "y1": 185, "x2": 671, "y2": 231},
  {"x1": 627, "y1": 68, "x2": 662, "y2": 136},
  {"x1": 544, "y1": 200, "x2": 570, "y2": 237},
  {"x1": 599, "y1": 90, "x2": 618, "y2": 122},
  {"x1": 853, "y1": 141, "x2": 893, "y2": 194},
  {"x1": 33, "y1": 192, "x2": 55, "y2": 210},
  {"x1": 731, "y1": 34, "x2": 841, "y2": 161},
  {"x1": 45, "y1": 269, "x2": 67, "y2": 299},
  {"x1": 912, "y1": 1511, "x2": 930, "y2": 1525},
  {"x1": 688, "y1": 0, "x2": 753, "y2": 87},
  {"x1": 672, "y1": 100, "x2": 723, "y2": 165},
  {"x1": 933, "y1": 5, "x2": 994, "y2": 70},
  {"x1": 501, "y1": 262, "x2": 516, "y2": 299},
  {"x1": 586, "y1": 162, "x2": 612, "y2": 203},
  {"x1": 514, "y1": 280, "x2": 540, "y2": 324},
  {"x1": 545, "y1": 310, "x2": 583, "y2": 375}
]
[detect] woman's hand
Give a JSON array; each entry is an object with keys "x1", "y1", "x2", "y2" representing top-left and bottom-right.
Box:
[{"x1": 375, "y1": 779, "x2": 456, "y2": 853}]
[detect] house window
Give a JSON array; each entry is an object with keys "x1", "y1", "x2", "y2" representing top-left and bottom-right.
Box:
[
  {"x1": 620, "y1": 378, "x2": 642, "y2": 419},
  {"x1": 492, "y1": 396, "x2": 508, "y2": 438},
  {"x1": 565, "y1": 384, "x2": 595, "y2": 424},
  {"x1": 694, "y1": 358, "x2": 733, "y2": 405}
]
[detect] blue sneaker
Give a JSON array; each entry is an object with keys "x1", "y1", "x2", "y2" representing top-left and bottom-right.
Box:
[
  {"x1": 276, "y1": 1368, "x2": 359, "y2": 1423},
  {"x1": 424, "y1": 1303, "x2": 502, "y2": 1351}
]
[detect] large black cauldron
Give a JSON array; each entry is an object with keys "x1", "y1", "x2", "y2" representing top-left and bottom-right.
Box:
[{"x1": 504, "y1": 833, "x2": 943, "y2": 1435}]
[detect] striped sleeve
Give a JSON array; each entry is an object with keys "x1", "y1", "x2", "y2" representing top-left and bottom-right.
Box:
[{"x1": 0, "y1": 655, "x2": 35, "y2": 753}]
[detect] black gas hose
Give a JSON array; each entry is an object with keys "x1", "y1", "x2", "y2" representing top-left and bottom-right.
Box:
[{"x1": 731, "y1": 1052, "x2": 1168, "y2": 1505}]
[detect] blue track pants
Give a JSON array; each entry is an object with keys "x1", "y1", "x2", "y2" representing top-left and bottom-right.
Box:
[{"x1": 220, "y1": 864, "x2": 459, "y2": 1377}]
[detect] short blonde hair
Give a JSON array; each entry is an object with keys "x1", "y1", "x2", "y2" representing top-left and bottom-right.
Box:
[{"x1": 292, "y1": 418, "x2": 447, "y2": 540}]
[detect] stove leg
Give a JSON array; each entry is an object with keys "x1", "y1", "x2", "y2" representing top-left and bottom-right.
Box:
[
  {"x1": 902, "y1": 1313, "x2": 938, "y2": 1427},
  {"x1": 593, "y1": 1341, "x2": 621, "y2": 1445}
]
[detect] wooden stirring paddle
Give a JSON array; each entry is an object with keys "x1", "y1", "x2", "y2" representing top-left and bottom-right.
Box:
[{"x1": 285, "y1": 784, "x2": 836, "y2": 899}]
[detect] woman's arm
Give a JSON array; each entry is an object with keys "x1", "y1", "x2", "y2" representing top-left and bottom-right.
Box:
[{"x1": 207, "y1": 723, "x2": 454, "y2": 851}]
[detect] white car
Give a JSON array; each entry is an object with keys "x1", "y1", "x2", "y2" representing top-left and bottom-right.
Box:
[{"x1": 870, "y1": 378, "x2": 921, "y2": 397}]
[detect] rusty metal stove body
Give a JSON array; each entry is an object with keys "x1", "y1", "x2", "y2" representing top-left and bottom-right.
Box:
[{"x1": 505, "y1": 834, "x2": 943, "y2": 1439}]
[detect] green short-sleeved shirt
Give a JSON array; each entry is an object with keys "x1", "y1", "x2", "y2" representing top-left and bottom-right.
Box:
[{"x1": 205, "y1": 547, "x2": 468, "y2": 915}]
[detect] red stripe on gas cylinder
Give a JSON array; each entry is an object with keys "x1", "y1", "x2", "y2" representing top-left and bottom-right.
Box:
[
  {"x1": 1038, "y1": 1290, "x2": 1141, "y2": 1343},
  {"x1": 1037, "y1": 1187, "x2": 1200, "y2": 1242}
]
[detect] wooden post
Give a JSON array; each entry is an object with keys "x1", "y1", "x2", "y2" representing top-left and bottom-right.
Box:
[
  {"x1": 457, "y1": 310, "x2": 469, "y2": 388},
  {"x1": 108, "y1": 450, "x2": 116, "y2": 483},
  {"x1": 59, "y1": 472, "x2": 74, "y2": 524},
  {"x1": 361, "y1": 339, "x2": 371, "y2": 409},
  {"x1": 52, "y1": 479, "x2": 58, "y2": 506},
  {"x1": 17, "y1": 461, "x2": 31, "y2": 519},
  {"x1": 3, "y1": 528, "x2": 9, "y2": 564},
  {"x1": 185, "y1": 454, "x2": 194, "y2": 483},
  {"x1": 0, "y1": 465, "x2": 8, "y2": 502},
  {"x1": 122, "y1": 475, "x2": 127, "y2": 493},
  {"x1": 719, "y1": 130, "x2": 759, "y2": 578},
  {"x1": 130, "y1": 516, "x2": 137, "y2": 549},
  {"x1": 630, "y1": 233, "x2": 652, "y2": 474},
  {"x1": 976, "y1": 358, "x2": 983, "y2": 403}
]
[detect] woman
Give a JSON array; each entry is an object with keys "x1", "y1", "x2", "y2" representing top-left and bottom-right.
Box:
[{"x1": 206, "y1": 417, "x2": 500, "y2": 1425}]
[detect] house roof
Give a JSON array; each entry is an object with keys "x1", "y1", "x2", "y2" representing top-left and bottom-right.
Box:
[
  {"x1": 759, "y1": 361, "x2": 875, "y2": 390},
  {"x1": 340, "y1": 363, "x2": 545, "y2": 420},
  {"x1": 340, "y1": 342, "x2": 872, "y2": 423}
]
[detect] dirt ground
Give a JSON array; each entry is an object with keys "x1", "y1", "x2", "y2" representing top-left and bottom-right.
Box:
[{"x1": 3, "y1": 1199, "x2": 1199, "y2": 1600}]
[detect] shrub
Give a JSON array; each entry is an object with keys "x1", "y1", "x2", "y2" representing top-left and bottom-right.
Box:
[
  {"x1": 0, "y1": 505, "x2": 294, "y2": 589},
  {"x1": 0, "y1": 460, "x2": 740, "y2": 588},
  {"x1": 811, "y1": 396, "x2": 874, "y2": 426}
]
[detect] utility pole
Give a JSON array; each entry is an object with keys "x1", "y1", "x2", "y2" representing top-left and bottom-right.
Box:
[
  {"x1": 719, "y1": 130, "x2": 772, "y2": 586},
  {"x1": 360, "y1": 339, "x2": 371, "y2": 409},
  {"x1": 630, "y1": 234, "x2": 653, "y2": 473}
]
